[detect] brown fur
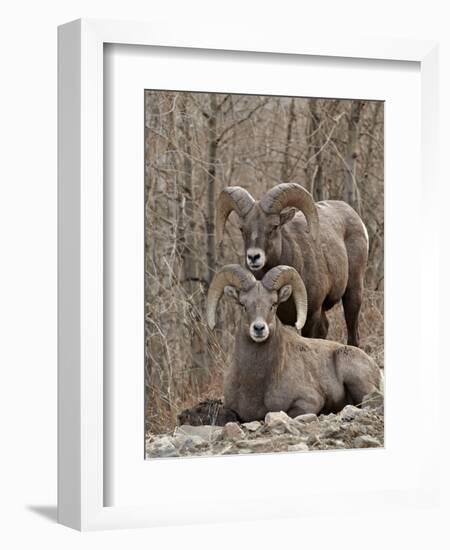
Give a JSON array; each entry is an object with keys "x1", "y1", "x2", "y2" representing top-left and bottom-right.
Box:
[
  {"x1": 217, "y1": 275, "x2": 381, "y2": 422},
  {"x1": 225, "y1": 193, "x2": 368, "y2": 346}
]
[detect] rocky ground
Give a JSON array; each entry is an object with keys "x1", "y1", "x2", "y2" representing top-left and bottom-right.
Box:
[{"x1": 145, "y1": 390, "x2": 384, "y2": 459}]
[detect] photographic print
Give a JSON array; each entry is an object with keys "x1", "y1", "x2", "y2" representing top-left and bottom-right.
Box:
[{"x1": 144, "y1": 91, "x2": 384, "y2": 459}]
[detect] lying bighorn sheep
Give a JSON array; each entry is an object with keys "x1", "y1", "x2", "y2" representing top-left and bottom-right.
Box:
[
  {"x1": 207, "y1": 264, "x2": 381, "y2": 422},
  {"x1": 216, "y1": 183, "x2": 369, "y2": 346}
]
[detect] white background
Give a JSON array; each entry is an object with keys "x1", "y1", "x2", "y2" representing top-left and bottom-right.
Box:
[{"x1": 1, "y1": 0, "x2": 449, "y2": 548}]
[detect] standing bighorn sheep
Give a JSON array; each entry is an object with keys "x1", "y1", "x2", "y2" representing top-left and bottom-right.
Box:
[
  {"x1": 216, "y1": 183, "x2": 369, "y2": 346},
  {"x1": 207, "y1": 265, "x2": 381, "y2": 422}
]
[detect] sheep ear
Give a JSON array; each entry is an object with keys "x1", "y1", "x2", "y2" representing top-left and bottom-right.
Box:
[
  {"x1": 279, "y1": 207, "x2": 296, "y2": 226},
  {"x1": 224, "y1": 285, "x2": 240, "y2": 303},
  {"x1": 278, "y1": 284, "x2": 292, "y2": 303}
]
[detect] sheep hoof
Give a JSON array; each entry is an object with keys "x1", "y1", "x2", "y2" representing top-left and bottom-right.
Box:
[{"x1": 223, "y1": 422, "x2": 245, "y2": 441}]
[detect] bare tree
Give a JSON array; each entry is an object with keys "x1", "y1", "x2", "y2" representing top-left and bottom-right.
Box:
[
  {"x1": 206, "y1": 94, "x2": 219, "y2": 283},
  {"x1": 280, "y1": 98, "x2": 296, "y2": 182},
  {"x1": 342, "y1": 100, "x2": 365, "y2": 213}
]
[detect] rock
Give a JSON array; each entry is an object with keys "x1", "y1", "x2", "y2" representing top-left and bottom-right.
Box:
[
  {"x1": 361, "y1": 390, "x2": 384, "y2": 410},
  {"x1": 340, "y1": 405, "x2": 363, "y2": 421},
  {"x1": 286, "y1": 424, "x2": 301, "y2": 436},
  {"x1": 147, "y1": 436, "x2": 179, "y2": 458},
  {"x1": 322, "y1": 426, "x2": 342, "y2": 439},
  {"x1": 175, "y1": 424, "x2": 223, "y2": 442},
  {"x1": 236, "y1": 438, "x2": 273, "y2": 452},
  {"x1": 271, "y1": 434, "x2": 303, "y2": 446},
  {"x1": 329, "y1": 440, "x2": 347, "y2": 449},
  {"x1": 173, "y1": 434, "x2": 207, "y2": 452},
  {"x1": 287, "y1": 442, "x2": 309, "y2": 452},
  {"x1": 353, "y1": 435, "x2": 381, "y2": 448},
  {"x1": 265, "y1": 410, "x2": 291, "y2": 426},
  {"x1": 360, "y1": 422, "x2": 372, "y2": 431},
  {"x1": 172, "y1": 434, "x2": 189, "y2": 449},
  {"x1": 265, "y1": 411, "x2": 299, "y2": 435},
  {"x1": 242, "y1": 421, "x2": 262, "y2": 432},
  {"x1": 321, "y1": 439, "x2": 347, "y2": 450},
  {"x1": 223, "y1": 422, "x2": 245, "y2": 441},
  {"x1": 319, "y1": 413, "x2": 336, "y2": 421},
  {"x1": 294, "y1": 413, "x2": 318, "y2": 424},
  {"x1": 307, "y1": 433, "x2": 321, "y2": 446},
  {"x1": 218, "y1": 444, "x2": 234, "y2": 455},
  {"x1": 353, "y1": 425, "x2": 369, "y2": 436}
]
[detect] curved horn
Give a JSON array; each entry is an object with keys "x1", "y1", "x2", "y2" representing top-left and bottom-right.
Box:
[
  {"x1": 216, "y1": 187, "x2": 255, "y2": 245},
  {"x1": 262, "y1": 266, "x2": 308, "y2": 330},
  {"x1": 260, "y1": 183, "x2": 319, "y2": 241},
  {"x1": 207, "y1": 264, "x2": 255, "y2": 330}
]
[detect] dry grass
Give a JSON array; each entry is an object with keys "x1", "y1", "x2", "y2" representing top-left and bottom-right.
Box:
[{"x1": 145, "y1": 354, "x2": 227, "y2": 435}]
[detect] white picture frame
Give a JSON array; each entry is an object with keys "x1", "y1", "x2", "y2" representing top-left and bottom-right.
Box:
[{"x1": 58, "y1": 18, "x2": 440, "y2": 531}]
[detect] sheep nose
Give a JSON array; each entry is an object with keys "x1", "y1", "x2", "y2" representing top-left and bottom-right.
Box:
[
  {"x1": 247, "y1": 252, "x2": 261, "y2": 263},
  {"x1": 253, "y1": 322, "x2": 265, "y2": 333}
]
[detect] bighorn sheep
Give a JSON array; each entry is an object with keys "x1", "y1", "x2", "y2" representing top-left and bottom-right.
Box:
[
  {"x1": 216, "y1": 183, "x2": 369, "y2": 346},
  {"x1": 207, "y1": 265, "x2": 381, "y2": 422}
]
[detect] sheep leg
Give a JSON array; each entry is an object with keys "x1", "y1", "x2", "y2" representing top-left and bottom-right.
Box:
[
  {"x1": 335, "y1": 347, "x2": 381, "y2": 405},
  {"x1": 343, "y1": 224, "x2": 367, "y2": 347},
  {"x1": 302, "y1": 309, "x2": 328, "y2": 339},
  {"x1": 319, "y1": 310, "x2": 329, "y2": 338},
  {"x1": 342, "y1": 285, "x2": 362, "y2": 347},
  {"x1": 287, "y1": 394, "x2": 325, "y2": 417}
]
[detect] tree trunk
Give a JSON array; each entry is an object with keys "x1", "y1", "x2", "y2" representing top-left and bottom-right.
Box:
[
  {"x1": 306, "y1": 98, "x2": 326, "y2": 201},
  {"x1": 178, "y1": 95, "x2": 197, "y2": 287},
  {"x1": 206, "y1": 94, "x2": 218, "y2": 283},
  {"x1": 280, "y1": 98, "x2": 295, "y2": 182},
  {"x1": 362, "y1": 101, "x2": 383, "y2": 288},
  {"x1": 178, "y1": 95, "x2": 209, "y2": 376},
  {"x1": 342, "y1": 100, "x2": 364, "y2": 212}
]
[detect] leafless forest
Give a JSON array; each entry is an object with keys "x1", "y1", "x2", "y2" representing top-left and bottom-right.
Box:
[{"x1": 145, "y1": 91, "x2": 384, "y2": 434}]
